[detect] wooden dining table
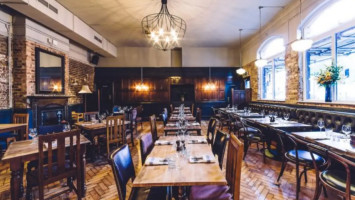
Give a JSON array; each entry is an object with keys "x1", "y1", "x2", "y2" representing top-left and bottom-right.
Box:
[
  {"x1": 168, "y1": 114, "x2": 196, "y2": 122},
  {"x1": 0, "y1": 123, "x2": 27, "y2": 140},
  {"x1": 292, "y1": 131, "x2": 355, "y2": 158},
  {"x1": 1, "y1": 134, "x2": 90, "y2": 200},
  {"x1": 164, "y1": 122, "x2": 202, "y2": 136},
  {"x1": 133, "y1": 136, "x2": 227, "y2": 198}
]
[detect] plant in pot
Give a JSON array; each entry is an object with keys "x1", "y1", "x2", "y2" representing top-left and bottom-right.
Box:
[{"x1": 315, "y1": 63, "x2": 342, "y2": 102}]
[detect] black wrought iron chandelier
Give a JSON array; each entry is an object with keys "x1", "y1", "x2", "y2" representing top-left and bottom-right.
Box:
[{"x1": 141, "y1": 0, "x2": 186, "y2": 51}]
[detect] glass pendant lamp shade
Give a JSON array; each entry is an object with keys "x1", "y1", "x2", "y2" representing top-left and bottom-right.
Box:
[
  {"x1": 142, "y1": 0, "x2": 186, "y2": 51},
  {"x1": 291, "y1": 38, "x2": 313, "y2": 52},
  {"x1": 236, "y1": 68, "x2": 246, "y2": 75},
  {"x1": 255, "y1": 58, "x2": 268, "y2": 68}
]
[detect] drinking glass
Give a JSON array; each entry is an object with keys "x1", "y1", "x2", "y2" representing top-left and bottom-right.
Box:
[
  {"x1": 244, "y1": 107, "x2": 248, "y2": 113},
  {"x1": 317, "y1": 119, "x2": 325, "y2": 131},
  {"x1": 260, "y1": 110, "x2": 265, "y2": 118},
  {"x1": 325, "y1": 127, "x2": 333, "y2": 137},
  {"x1": 283, "y1": 113, "x2": 290, "y2": 121},
  {"x1": 342, "y1": 124, "x2": 352, "y2": 138}
]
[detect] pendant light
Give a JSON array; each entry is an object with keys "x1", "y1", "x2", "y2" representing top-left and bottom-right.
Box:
[
  {"x1": 204, "y1": 67, "x2": 216, "y2": 91},
  {"x1": 236, "y1": 29, "x2": 246, "y2": 75},
  {"x1": 291, "y1": 0, "x2": 313, "y2": 52},
  {"x1": 135, "y1": 67, "x2": 149, "y2": 91},
  {"x1": 255, "y1": 6, "x2": 268, "y2": 68}
]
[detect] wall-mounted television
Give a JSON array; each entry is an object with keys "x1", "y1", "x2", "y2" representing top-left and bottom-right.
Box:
[{"x1": 35, "y1": 48, "x2": 65, "y2": 94}]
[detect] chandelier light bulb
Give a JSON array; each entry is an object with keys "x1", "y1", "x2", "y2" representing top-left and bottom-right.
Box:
[
  {"x1": 159, "y1": 28, "x2": 164, "y2": 36},
  {"x1": 236, "y1": 68, "x2": 246, "y2": 75},
  {"x1": 150, "y1": 32, "x2": 156, "y2": 39},
  {"x1": 165, "y1": 36, "x2": 170, "y2": 43}
]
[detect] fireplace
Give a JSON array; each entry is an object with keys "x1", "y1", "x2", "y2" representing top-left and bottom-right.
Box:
[{"x1": 28, "y1": 95, "x2": 69, "y2": 128}]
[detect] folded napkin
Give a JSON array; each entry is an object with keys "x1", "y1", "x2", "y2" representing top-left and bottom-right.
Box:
[
  {"x1": 155, "y1": 140, "x2": 173, "y2": 145},
  {"x1": 188, "y1": 139, "x2": 207, "y2": 144},
  {"x1": 191, "y1": 122, "x2": 200, "y2": 126},
  {"x1": 346, "y1": 149, "x2": 355, "y2": 155},
  {"x1": 189, "y1": 155, "x2": 215, "y2": 163},
  {"x1": 166, "y1": 123, "x2": 176, "y2": 127},
  {"x1": 145, "y1": 157, "x2": 169, "y2": 166}
]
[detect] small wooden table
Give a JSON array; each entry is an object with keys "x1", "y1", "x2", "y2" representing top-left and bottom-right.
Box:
[
  {"x1": 2, "y1": 134, "x2": 90, "y2": 200},
  {"x1": 164, "y1": 123, "x2": 201, "y2": 136},
  {"x1": 292, "y1": 131, "x2": 355, "y2": 158},
  {"x1": 133, "y1": 136, "x2": 227, "y2": 196},
  {"x1": 0, "y1": 124, "x2": 27, "y2": 140},
  {"x1": 168, "y1": 114, "x2": 196, "y2": 122}
]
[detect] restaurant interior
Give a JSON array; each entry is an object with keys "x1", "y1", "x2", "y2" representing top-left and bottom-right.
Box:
[{"x1": 0, "y1": 0, "x2": 355, "y2": 199}]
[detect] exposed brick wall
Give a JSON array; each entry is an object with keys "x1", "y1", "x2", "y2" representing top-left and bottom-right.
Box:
[
  {"x1": 0, "y1": 35, "x2": 9, "y2": 109},
  {"x1": 68, "y1": 59, "x2": 94, "y2": 105},
  {"x1": 246, "y1": 44, "x2": 355, "y2": 109},
  {"x1": 12, "y1": 38, "x2": 93, "y2": 108}
]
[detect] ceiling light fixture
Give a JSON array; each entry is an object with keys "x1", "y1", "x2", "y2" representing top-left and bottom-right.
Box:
[
  {"x1": 141, "y1": 0, "x2": 186, "y2": 51},
  {"x1": 236, "y1": 29, "x2": 246, "y2": 75},
  {"x1": 255, "y1": 6, "x2": 268, "y2": 68},
  {"x1": 204, "y1": 67, "x2": 217, "y2": 91},
  {"x1": 135, "y1": 67, "x2": 149, "y2": 91},
  {"x1": 291, "y1": 0, "x2": 313, "y2": 52}
]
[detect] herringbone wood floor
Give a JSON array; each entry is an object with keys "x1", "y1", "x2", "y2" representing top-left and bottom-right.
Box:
[{"x1": 0, "y1": 121, "x2": 347, "y2": 200}]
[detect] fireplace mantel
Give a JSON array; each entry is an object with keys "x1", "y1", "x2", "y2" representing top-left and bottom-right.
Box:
[{"x1": 27, "y1": 95, "x2": 71, "y2": 128}]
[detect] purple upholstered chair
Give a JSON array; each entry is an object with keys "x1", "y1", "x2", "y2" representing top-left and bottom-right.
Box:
[
  {"x1": 109, "y1": 144, "x2": 165, "y2": 200},
  {"x1": 189, "y1": 134, "x2": 244, "y2": 200},
  {"x1": 140, "y1": 133, "x2": 154, "y2": 164}
]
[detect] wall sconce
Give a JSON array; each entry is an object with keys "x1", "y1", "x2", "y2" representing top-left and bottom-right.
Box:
[
  {"x1": 135, "y1": 67, "x2": 149, "y2": 91},
  {"x1": 204, "y1": 67, "x2": 217, "y2": 91}
]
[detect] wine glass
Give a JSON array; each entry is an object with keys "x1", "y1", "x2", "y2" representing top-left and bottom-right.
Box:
[
  {"x1": 342, "y1": 124, "x2": 352, "y2": 138},
  {"x1": 283, "y1": 113, "x2": 290, "y2": 121},
  {"x1": 260, "y1": 110, "x2": 265, "y2": 118},
  {"x1": 317, "y1": 119, "x2": 325, "y2": 131}
]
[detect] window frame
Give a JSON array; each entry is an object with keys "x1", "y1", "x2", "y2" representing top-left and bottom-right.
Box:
[{"x1": 301, "y1": 1, "x2": 355, "y2": 102}]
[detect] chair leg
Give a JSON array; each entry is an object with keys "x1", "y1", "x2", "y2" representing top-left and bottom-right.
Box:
[
  {"x1": 131, "y1": 130, "x2": 134, "y2": 147},
  {"x1": 277, "y1": 159, "x2": 287, "y2": 182},
  {"x1": 295, "y1": 162, "x2": 300, "y2": 200},
  {"x1": 322, "y1": 185, "x2": 328, "y2": 198},
  {"x1": 243, "y1": 140, "x2": 249, "y2": 160},
  {"x1": 25, "y1": 181, "x2": 33, "y2": 200},
  {"x1": 304, "y1": 167, "x2": 308, "y2": 183},
  {"x1": 313, "y1": 181, "x2": 322, "y2": 200},
  {"x1": 262, "y1": 141, "x2": 266, "y2": 163}
]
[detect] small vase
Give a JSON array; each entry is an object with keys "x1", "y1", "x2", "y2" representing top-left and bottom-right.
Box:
[{"x1": 325, "y1": 85, "x2": 332, "y2": 102}]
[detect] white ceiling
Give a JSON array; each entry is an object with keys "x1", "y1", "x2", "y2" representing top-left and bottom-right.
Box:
[{"x1": 57, "y1": 0, "x2": 294, "y2": 48}]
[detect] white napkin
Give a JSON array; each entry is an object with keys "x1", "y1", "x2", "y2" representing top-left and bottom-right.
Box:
[
  {"x1": 191, "y1": 122, "x2": 200, "y2": 126},
  {"x1": 145, "y1": 157, "x2": 169, "y2": 166},
  {"x1": 155, "y1": 140, "x2": 173, "y2": 145},
  {"x1": 188, "y1": 139, "x2": 207, "y2": 144},
  {"x1": 166, "y1": 123, "x2": 176, "y2": 127},
  {"x1": 189, "y1": 155, "x2": 215, "y2": 163}
]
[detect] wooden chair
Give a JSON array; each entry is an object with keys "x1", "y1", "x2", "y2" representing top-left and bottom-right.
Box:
[
  {"x1": 189, "y1": 134, "x2": 244, "y2": 200},
  {"x1": 308, "y1": 144, "x2": 355, "y2": 200},
  {"x1": 149, "y1": 115, "x2": 158, "y2": 141},
  {"x1": 191, "y1": 103, "x2": 195, "y2": 116},
  {"x1": 105, "y1": 115, "x2": 126, "y2": 158},
  {"x1": 109, "y1": 144, "x2": 166, "y2": 200},
  {"x1": 169, "y1": 104, "x2": 174, "y2": 116},
  {"x1": 212, "y1": 129, "x2": 230, "y2": 169},
  {"x1": 26, "y1": 130, "x2": 82, "y2": 200},
  {"x1": 206, "y1": 117, "x2": 217, "y2": 144},
  {"x1": 126, "y1": 108, "x2": 137, "y2": 146},
  {"x1": 139, "y1": 133, "x2": 154, "y2": 164},
  {"x1": 136, "y1": 105, "x2": 144, "y2": 130},
  {"x1": 276, "y1": 132, "x2": 326, "y2": 200}
]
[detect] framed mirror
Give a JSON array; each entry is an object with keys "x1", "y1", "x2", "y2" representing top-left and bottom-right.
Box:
[{"x1": 35, "y1": 48, "x2": 65, "y2": 94}]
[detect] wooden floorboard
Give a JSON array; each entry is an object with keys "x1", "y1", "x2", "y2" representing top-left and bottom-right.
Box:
[{"x1": 0, "y1": 120, "x2": 348, "y2": 199}]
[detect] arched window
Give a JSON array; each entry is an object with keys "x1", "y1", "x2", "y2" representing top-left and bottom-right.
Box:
[
  {"x1": 257, "y1": 37, "x2": 286, "y2": 100},
  {"x1": 302, "y1": 0, "x2": 355, "y2": 102}
]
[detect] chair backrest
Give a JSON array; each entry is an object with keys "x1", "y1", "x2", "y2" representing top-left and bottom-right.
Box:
[
  {"x1": 84, "y1": 111, "x2": 99, "y2": 122},
  {"x1": 206, "y1": 118, "x2": 217, "y2": 144},
  {"x1": 113, "y1": 105, "x2": 120, "y2": 113},
  {"x1": 136, "y1": 105, "x2": 143, "y2": 116},
  {"x1": 191, "y1": 104, "x2": 195, "y2": 116},
  {"x1": 139, "y1": 133, "x2": 154, "y2": 164},
  {"x1": 109, "y1": 144, "x2": 136, "y2": 200},
  {"x1": 38, "y1": 124, "x2": 63, "y2": 135},
  {"x1": 212, "y1": 130, "x2": 230, "y2": 169},
  {"x1": 131, "y1": 108, "x2": 137, "y2": 122},
  {"x1": 38, "y1": 130, "x2": 81, "y2": 185},
  {"x1": 106, "y1": 115, "x2": 126, "y2": 155},
  {"x1": 226, "y1": 134, "x2": 244, "y2": 200},
  {"x1": 196, "y1": 108, "x2": 202, "y2": 124},
  {"x1": 149, "y1": 115, "x2": 158, "y2": 141},
  {"x1": 13, "y1": 113, "x2": 29, "y2": 139},
  {"x1": 170, "y1": 104, "x2": 174, "y2": 115}
]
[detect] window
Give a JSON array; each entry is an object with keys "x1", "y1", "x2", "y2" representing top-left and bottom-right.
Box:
[
  {"x1": 258, "y1": 37, "x2": 286, "y2": 100},
  {"x1": 303, "y1": 0, "x2": 355, "y2": 102}
]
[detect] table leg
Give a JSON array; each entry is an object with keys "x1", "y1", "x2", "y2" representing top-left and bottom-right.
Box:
[
  {"x1": 198, "y1": 130, "x2": 201, "y2": 136},
  {"x1": 164, "y1": 131, "x2": 167, "y2": 136},
  {"x1": 166, "y1": 186, "x2": 172, "y2": 200},
  {"x1": 10, "y1": 159, "x2": 22, "y2": 200},
  {"x1": 80, "y1": 144, "x2": 87, "y2": 197}
]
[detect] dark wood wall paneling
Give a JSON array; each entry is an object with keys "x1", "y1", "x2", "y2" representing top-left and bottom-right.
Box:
[{"x1": 93, "y1": 67, "x2": 243, "y2": 117}]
